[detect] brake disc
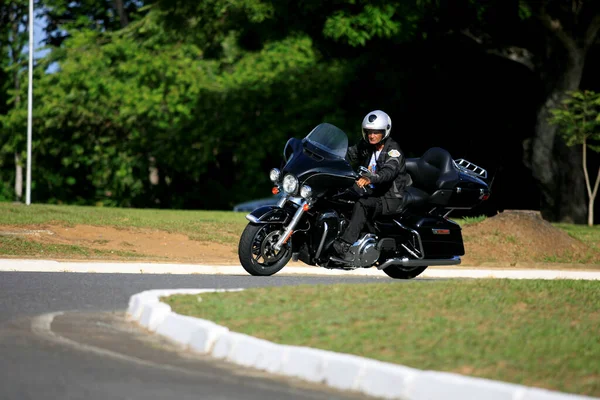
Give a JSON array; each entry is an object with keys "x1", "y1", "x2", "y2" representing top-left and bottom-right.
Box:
[{"x1": 260, "y1": 230, "x2": 286, "y2": 263}]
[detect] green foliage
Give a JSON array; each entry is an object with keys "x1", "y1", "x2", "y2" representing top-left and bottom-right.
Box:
[
  {"x1": 548, "y1": 90, "x2": 600, "y2": 152},
  {"x1": 6, "y1": 0, "x2": 590, "y2": 213},
  {"x1": 0, "y1": 4, "x2": 357, "y2": 208},
  {"x1": 324, "y1": 4, "x2": 403, "y2": 46},
  {"x1": 1, "y1": 11, "x2": 221, "y2": 206},
  {"x1": 548, "y1": 89, "x2": 600, "y2": 226}
]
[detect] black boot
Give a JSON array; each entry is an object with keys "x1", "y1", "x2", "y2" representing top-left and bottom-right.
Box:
[{"x1": 332, "y1": 239, "x2": 352, "y2": 260}]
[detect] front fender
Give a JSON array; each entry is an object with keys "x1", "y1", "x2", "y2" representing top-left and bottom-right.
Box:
[{"x1": 245, "y1": 206, "x2": 291, "y2": 224}]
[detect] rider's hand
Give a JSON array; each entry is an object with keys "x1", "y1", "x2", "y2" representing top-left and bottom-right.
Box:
[{"x1": 357, "y1": 177, "x2": 371, "y2": 188}]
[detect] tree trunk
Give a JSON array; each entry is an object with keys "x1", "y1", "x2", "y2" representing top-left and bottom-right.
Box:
[
  {"x1": 521, "y1": 3, "x2": 600, "y2": 223},
  {"x1": 10, "y1": 6, "x2": 23, "y2": 203},
  {"x1": 113, "y1": 0, "x2": 129, "y2": 28},
  {"x1": 525, "y1": 7, "x2": 600, "y2": 222},
  {"x1": 526, "y1": 68, "x2": 587, "y2": 222}
]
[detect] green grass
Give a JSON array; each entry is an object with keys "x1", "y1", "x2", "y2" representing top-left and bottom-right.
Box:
[
  {"x1": 3, "y1": 203, "x2": 599, "y2": 248},
  {"x1": 456, "y1": 215, "x2": 487, "y2": 224},
  {"x1": 2, "y1": 203, "x2": 599, "y2": 263},
  {"x1": 0, "y1": 236, "x2": 143, "y2": 258},
  {"x1": 163, "y1": 279, "x2": 600, "y2": 398},
  {"x1": 0, "y1": 202, "x2": 248, "y2": 244},
  {"x1": 554, "y1": 222, "x2": 600, "y2": 251}
]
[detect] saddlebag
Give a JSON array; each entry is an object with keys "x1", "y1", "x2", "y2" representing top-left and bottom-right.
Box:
[
  {"x1": 386, "y1": 215, "x2": 465, "y2": 258},
  {"x1": 415, "y1": 216, "x2": 465, "y2": 257}
]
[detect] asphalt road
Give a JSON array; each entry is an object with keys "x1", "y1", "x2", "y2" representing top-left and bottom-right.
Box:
[{"x1": 0, "y1": 271, "x2": 390, "y2": 400}]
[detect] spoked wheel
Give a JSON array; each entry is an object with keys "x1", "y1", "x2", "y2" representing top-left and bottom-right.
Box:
[
  {"x1": 238, "y1": 223, "x2": 292, "y2": 276},
  {"x1": 382, "y1": 266, "x2": 428, "y2": 279}
]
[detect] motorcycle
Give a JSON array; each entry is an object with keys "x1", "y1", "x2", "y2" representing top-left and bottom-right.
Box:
[{"x1": 238, "y1": 122, "x2": 491, "y2": 279}]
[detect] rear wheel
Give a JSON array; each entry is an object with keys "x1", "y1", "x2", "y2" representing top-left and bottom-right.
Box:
[
  {"x1": 238, "y1": 223, "x2": 292, "y2": 276},
  {"x1": 382, "y1": 266, "x2": 428, "y2": 279}
]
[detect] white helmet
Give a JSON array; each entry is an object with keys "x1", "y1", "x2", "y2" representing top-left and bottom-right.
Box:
[{"x1": 361, "y1": 110, "x2": 392, "y2": 143}]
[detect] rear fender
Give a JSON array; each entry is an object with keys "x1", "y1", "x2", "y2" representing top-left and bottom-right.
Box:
[{"x1": 245, "y1": 206, "x2": 291, "y2": 224}]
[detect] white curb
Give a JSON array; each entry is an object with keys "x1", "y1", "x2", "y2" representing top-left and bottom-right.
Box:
[
  {"x1": 126, "y1": 288, "x2": 599, "y2": 400},
  {"x1": 1, "y1": 259, "x2": 599, "y2": 279}
]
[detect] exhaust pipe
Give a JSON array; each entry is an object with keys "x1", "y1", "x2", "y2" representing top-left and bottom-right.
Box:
[{"x1": 377, "y1": 256, "x2": 461, "y2": 270}]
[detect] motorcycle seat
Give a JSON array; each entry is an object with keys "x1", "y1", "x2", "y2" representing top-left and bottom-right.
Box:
[
  {"x1": 402, "y1": 185, "x2": 429, "y2": 209},
  {"x1": 405, "y1": 147, "x2": 459, "y2": 194}
]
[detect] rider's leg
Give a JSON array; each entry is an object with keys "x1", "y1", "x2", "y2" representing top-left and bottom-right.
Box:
[{"x1": 333, "y1": 197, "x2": 382, "y2": 257}]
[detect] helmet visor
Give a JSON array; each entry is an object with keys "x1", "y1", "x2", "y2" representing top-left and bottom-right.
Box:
[{"x1": 363, "y1": 129, "x2": 385, "y2": 136}]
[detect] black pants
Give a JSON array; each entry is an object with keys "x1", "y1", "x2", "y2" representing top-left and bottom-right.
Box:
[{"x1": 340, "y1": 196, "x2": 383, "y2": 244}]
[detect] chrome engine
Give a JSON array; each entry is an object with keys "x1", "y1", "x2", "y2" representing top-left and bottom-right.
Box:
[{"x1": 345, "y1": 233, "x2": 380, "y2": 268}]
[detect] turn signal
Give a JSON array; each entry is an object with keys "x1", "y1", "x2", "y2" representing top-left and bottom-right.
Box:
[
  {"x1": 302, "y1": 203, "x2": 310, "y2": 211},
  {"x1": 272, "y1": 187, "x2": 279, "y2": 194},
  {"x1": 479, "y1": 189, "x2": 490, "y2": 201}
]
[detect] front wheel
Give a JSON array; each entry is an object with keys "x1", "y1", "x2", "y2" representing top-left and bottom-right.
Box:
[
  {"x1": 238, "y1": 223, "x2": 292, "y2": 276},
  {"x1": 382, "y1": 266, "x2": 428, "y2": 279}
]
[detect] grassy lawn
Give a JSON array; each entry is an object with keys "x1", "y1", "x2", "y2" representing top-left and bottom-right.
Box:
[
  {"x1": 163, "y1": 279, "x2": 600, "y2": 398},
  {"x1": 1, "y1": 202, "x2": 598, "y2": 247},
  {"x1": 0, "y1": 202, "x2": 248, "y2": 244}
]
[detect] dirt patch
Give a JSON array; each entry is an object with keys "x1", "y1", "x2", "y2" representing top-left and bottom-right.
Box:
[
  {"x1": 0, "y1": 225, "x2": 240, "y2": 265},
  {"x1": 1, "y1": 210, "x2": 598, "y2": 268},
  {"x1": 460, "y1": 210, "x2": 599, "y2": 266}
]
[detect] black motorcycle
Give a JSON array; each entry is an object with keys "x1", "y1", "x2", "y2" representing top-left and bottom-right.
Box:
[{"x1": 238, "y1": 122, "x2": 491, "y2": 279}]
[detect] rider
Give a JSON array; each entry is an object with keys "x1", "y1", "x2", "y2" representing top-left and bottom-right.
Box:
[{"x1": 332, "y1": 110, "x2": 412, "y2": 260}]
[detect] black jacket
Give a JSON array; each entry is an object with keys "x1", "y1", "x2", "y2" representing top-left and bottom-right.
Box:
[{"x1": 346, "y1": 137, "x2": 412, "y2": 215}]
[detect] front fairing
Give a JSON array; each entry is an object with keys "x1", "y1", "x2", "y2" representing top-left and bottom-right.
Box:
[{"x1": 282, "y1": 123, "x2": 357, "y2": 197}]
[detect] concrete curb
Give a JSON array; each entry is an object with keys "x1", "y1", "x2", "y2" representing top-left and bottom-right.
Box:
[
  {"x1": 126, "y1": 288, "x2": 598, "y2": 400},
  {"x1": 1, "y1": 259, "x2": 599, "y2": 279}
]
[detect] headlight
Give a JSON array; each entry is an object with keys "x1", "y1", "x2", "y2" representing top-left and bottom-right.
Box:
[
  {"x1": 269, "y1": 168, "x2": 281, "y2": 183},
  {"x1": 300, "y1": 185, "x2": 312, "y2": 199},
  {"x1": 282, "y1": 174, "x2": 298, "y2": 194}
]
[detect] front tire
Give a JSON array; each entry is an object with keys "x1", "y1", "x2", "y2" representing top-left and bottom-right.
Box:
[
  {"x1": 382, "y1": 266, "x2": 428, "y2": 279},
  {"x1": 238, "y1": 223, "x2": 292, "y2": 276}
]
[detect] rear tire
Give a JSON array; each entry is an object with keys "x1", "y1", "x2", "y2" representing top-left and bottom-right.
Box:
[
  {"x1": 238, "y1": 223, "x2": 292, "y2": 276},
  {"x1": 382, "y1": 266, "x2": 428, "y2": 279}
]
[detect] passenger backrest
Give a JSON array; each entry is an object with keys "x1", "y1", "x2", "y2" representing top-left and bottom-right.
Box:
[{"x1": 406, "y1": 147, "x2": 458, "y2": 193}]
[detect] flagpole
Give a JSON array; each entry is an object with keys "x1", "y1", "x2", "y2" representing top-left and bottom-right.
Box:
[{"x1": 26, "y1": 0, "x2": 33, "y2": 205}]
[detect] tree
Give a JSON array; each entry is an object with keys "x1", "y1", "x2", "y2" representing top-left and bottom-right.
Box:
[
  {"x1": 0, "y1": 0, "x2": 31, "y2": 202},
  {"x1": 415, "y1": 0, "x2": 600, "y2": 223},
  {"x1": 548, "y1": 89, "x2": 600, "y2": 226}
]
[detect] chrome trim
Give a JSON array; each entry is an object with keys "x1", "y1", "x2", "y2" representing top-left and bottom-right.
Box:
[
  {"x1": 454, "y1": 158, "x2": 487, "y2": 179},
  {"x1": 288, "y1": 196, "x2": 303, "y2": 206},
  {"x1": 393, "y1": 220, "x2": 424, "y2": 259},
  {"x1": 301, "y1": 172, "x2": 356, "y2": 184},
  {"x1": 315, "y1": 222, "x2": 328, "y2": 259},
  {"x1": 277, "y1": 195, "x2": 287, "y2": 208},
  {"x1": 273, "y1": 200, "x2": 307, "y2": 251},
  {"x1": 377, "y1": 256, "x2": 461, "y2": 270},
  {"x1": 246, "y1": 214, "x2": 259, "y2": 223}
]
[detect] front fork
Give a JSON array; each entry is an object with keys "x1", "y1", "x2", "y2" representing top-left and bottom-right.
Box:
[{"x1": 273, "y1": 200, "x2": 307, "y2": 251}]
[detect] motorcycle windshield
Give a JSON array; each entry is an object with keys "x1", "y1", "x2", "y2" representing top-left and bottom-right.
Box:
[{"x1": 303, "y1": 123, "x2": 348, "y2": 159}]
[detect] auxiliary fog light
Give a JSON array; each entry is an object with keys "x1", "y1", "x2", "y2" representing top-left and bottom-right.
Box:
[
  {"x1": 269, "y1": 168, "x2": 281, "y2": 183},
  {"x1": 300, "y1": 185, "x2": 312, "y2": 199}
]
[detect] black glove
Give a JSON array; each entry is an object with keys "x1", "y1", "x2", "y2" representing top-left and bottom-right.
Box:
[{"x1": 358, "y1": 166, "x2": 375, "y2": 180}]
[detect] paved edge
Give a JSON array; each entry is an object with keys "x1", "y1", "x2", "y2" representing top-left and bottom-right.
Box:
[
  {"x1": 127, "y1": 288, "x2": 598, "y2": 400},
  {"x1": 1, "y1": 259, "x2": 600, "y2": 279}
]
